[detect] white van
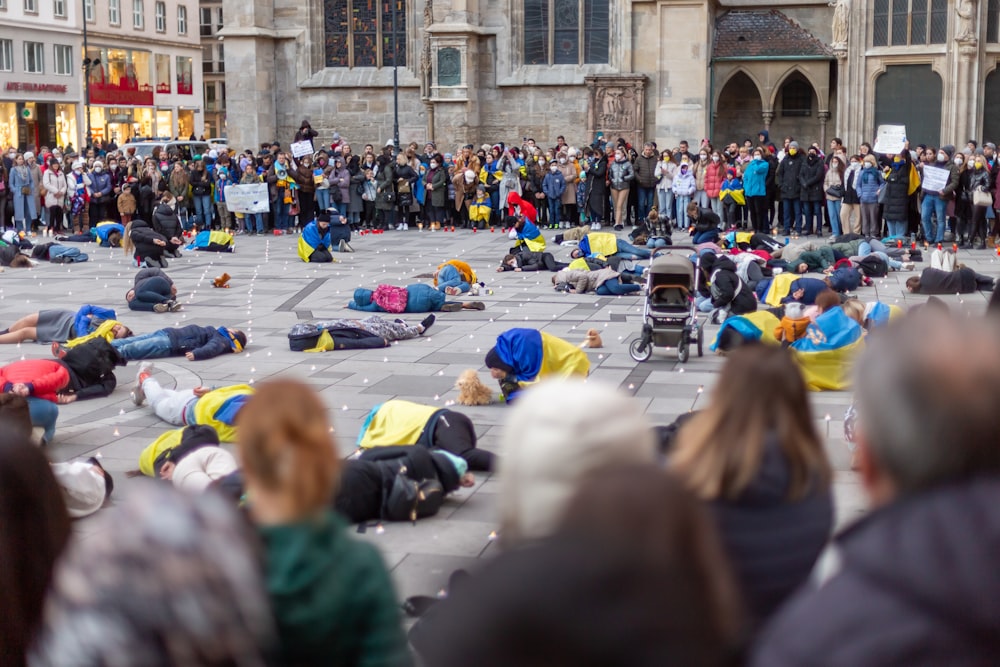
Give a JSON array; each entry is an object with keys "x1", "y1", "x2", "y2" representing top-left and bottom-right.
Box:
[{"x1": 121, "y1": 140, "x2": 211, "y2": 161}]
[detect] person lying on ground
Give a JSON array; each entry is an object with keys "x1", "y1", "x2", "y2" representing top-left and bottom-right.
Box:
[
  {"x1": 126, "y1": 268, "x2": 183, "y2": 313},
  {"x1": 0, "y1": 352, "x2": 119, "y2": 405},
  {"x1": 552, "y1": 267, "x2": 642, "y2": 295},
  {"x1": 485, "y1": 328, "x2": 590, "y2": 401},
  {"x1": 56, "y1": 220, "x2": 124, "y2": 248},
  {"x1": 138, "y1": 423, "x2": 238, "y2": 493},
  {"x1": 434, "y1": 259, "x2": 478, "y2": 295},
  {"x1": 497, "y1": 251, "x2": 568, "y2": 272},
  {"x1": 0, "y1": 305, "x2": 129, "y2": 346},
  {"x1": 108, "y1": 324, "x2": 247, "y2": 361},
  {"x1": 569, "y1": 230, "x2": 651, "y2": 262},
  {"x1": 131, "y1": 364, "x2": 253, "y2": 442},
  {"x1": 0, "y1": 241, "x2": 33, "y2": 268},
  {"x1": 695, "y1": 252, "x2": 758, "y2": 321},
  {"x1": 348, "y1": 284, "x2": 485, "y2": 313},
  {"x1": 906, "y1": 267, "x2": 996, "y2": 294}
]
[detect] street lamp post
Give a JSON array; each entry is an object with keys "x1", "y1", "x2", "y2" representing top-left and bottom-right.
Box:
[{"x1": 391, "y1": 0, "x2": 399, "y2": 157}]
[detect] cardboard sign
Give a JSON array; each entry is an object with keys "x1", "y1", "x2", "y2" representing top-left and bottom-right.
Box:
[
  {"x1": 224, "y1": 183, "x2": 270, "y2": 213},
  {"x1": 291, "y1": 140, "x2": 315, "y2": 158},
  {"x1": 873, "y1": 125, "x2": 907, "y2": 154},
  {"x1": 921, "y1": 165, "x2": 949, "y2": 193}
]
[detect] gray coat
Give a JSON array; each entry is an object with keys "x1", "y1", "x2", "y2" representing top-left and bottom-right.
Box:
[{"x1": 9, "y1": 165, "x2": 37, "y2": 221}]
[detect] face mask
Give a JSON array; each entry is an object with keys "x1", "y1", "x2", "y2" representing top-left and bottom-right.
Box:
[
  {"x1": 550, "y1": 165, "x2": 559, "y2": 172},
  {"x1": 681, "y1": 166, "x2": 689, "y2": 173},
  {"x1": 954, "y1": 157, "x2": 964, "y2": 166},
  {"x1": 976, "y1": 162, "x2": 984, "y2": 169},
  {"x1": 699, "y1": 154, "x2": 707, "y2": 160},
  {"x1": 94, "y1": 166, "x2": 103, "y2": 173},
  {"x1": 430, "y1": 162, "x2": 438, "y2": 169},
  {"x1": 850, "y1": 161, "x2": 859, "y2": 167},
  {"x1": 711, "y1": 156, "x2": 720, "y2": 162},
  {"x1": 74, "y1": 167, "x2": 82, "y2": 173},
  {"x1": 663, "y1": 156, "x2": 670, "y2": 162},
  {"x1": 558, "y1": 158, "x2": 566, "y2": 164},
  {"x1": 808, "y1": 153, "x2": 818, "y2": 160},
  {"x1": 788, "y1": 149, "x2": 798, "y2": 156},
  {"x1": 752, "y1": 155, "x2": 761, "y2": 161},
  {"x1": 109, "y1": 163, "x2": 117, "y2": 169},
  {"x1": 938, "y1": 152, "x2": 947, "y2": 162}
]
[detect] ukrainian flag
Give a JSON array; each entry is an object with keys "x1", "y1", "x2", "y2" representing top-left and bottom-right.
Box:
[
  {"x1": 710, "y1": 311, "x2": 781, "y2": 351},
  {"x1": 790, "y1": 306, "x2": 864, "y2": 391}
]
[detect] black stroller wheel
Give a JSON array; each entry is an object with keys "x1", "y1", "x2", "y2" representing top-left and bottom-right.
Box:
[
  {"x1": 696, "y1": 325, "x2": 704, "y2": 357},
  {"x1": 629, "y1": 337, "x2": 653, "y2": 362},
  {"x1": 677, "y1": 335, "x2": 690, "y2": 363}
]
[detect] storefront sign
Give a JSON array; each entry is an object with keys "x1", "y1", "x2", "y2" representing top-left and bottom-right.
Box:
[
  {"x1": 5, "y1": 82, "x2": 68, "y2": 93},
  {"x1": 89, "y1": 83, "x2": 154, "y2": 106},
  {"x1": 224, "y1": 183, "x2": 270, "y2": 213}
]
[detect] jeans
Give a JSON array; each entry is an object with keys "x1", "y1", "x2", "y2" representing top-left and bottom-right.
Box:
[
  {"x1": 275, "y1": 200, "x2": 291, "y2": 231},
  {"x1": 27, "y1": 397, "x2": 58, "y2": 444},
  {"x1": 693, "y1": 230, "x2": 720, "y2": 245},
  {"x1": 647, "y1": 237, "x2": 670, "y2": 248},
  {"x1": 657, "y1": 190, "x2": 674, "y2": 221},
  {"x1": 596, "y1": 278, "x2": 641, "y2": 295},
  {"x1": 247, "y1": 213, "x2": 265, "y2": 233},
  {"x1": 637, "y1": 187, "x2": 656, "y2": 219},
  {"x1": 111, "y1": 330, "x2": 174, "y2": 360},
  {"x1": 826, "y1": 200, "x2": 843, "y2": 237},
  {"x1": 920, "y1": 193, "x2": 948, "y2": 243},
  {"x1": 709, "y1": 197, "x2": 723, "y2": 218},
  {"x1": 128, "y1": 276, "x2": 173, "y2": 311},
  {"x1": 801, "y1": 200, "x2": 821, "y2": 235},
  {"x1": 316, "y1": 188, "x2": 331, "y2": 212},
  {"x1": 193, "y1": 194, "x2": 213, "y2": 229},
  {"x1": 142, "y1": 376, "x2": 197, "y2": 426},
  {"x1": 695, "y1": 295, "x2": 714, "y2": 312},
  {"x1": 782, "y1": 198, "x2": 802, "y2": 234},
  {"x1": 674, "y1": 195, "x2": 691, "y2": 227},
  {"x1": 613, "y1": 240, "x2": 651, "y2": 259},
  {"x1": 437, "y1": 264, "x2": 470, "y2": 293},
  {"x1": 885, "y1": 220, "x2": 907, "y2": 238},
  {"x1": 856, "y1": 241, "x2": 902, "y2": 270},
  {"x1": 548, "y1": 199, "x2": 561, "y2": 227},
  {"x1": 695, "y1": 190, "x2": 709, "y2": 208}
]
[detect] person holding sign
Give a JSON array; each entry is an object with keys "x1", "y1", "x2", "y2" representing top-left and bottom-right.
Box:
[{"x1": 920, "y1": 145, "x2": 960, "y2": 244}]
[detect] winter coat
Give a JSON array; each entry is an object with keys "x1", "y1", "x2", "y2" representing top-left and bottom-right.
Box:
[
  {"x1": 0, "y1": 358, "x2": 70, "y2": 402},
  {"x1": 608, "y1": 159, "x2": 634, "y2": 191},
  {"x1": 691, "y1": 207, "x2": 721, "y2": 232},
  {"x1": 9, "y1": 165, "x2": 37, "y2": 221},
  {"x1": 654, "y1": 159, "x2": 675, "y2": 192},
  {"x1": 967, "y1": 167, "x2": 992, "y2": 207},
  {"x1": 752, "y1": 478, "x2": 1000, "y2": 667},
  {"x1": 632, "y1": 154, "x2": 658, "y2": 188},
  {"x1": 552, "y1": 267, "x2": 620, "y2": 293},
  {"x1": 88, "y1": 169, "x2": 112, "y2": 199},
  {"x1": 882, "y1": 165, "x2": 911, "y2": 222},
  {"x1": 43, "y1": 169, "x2": 68, "y2": 209},
  {"x1": 117, "y1": 190, "x2": 137, "y2": 215},
  {"x1": 742, "y1": 159, "x2": 770, "y2": 198},
  {"x1": 293, "y1": 163, "x2": 316, "y2": 194},
  {"x1": 188, "y1": 168, "x2": 211, "y2": 197},
  {"x1": 162, "y1": 325, "x2": 237, "y2": 360},
  {"x1": 557, "y1": 162, "x2": 578, "y2": 205},
  {"x1": 923, "y1": 154, "x2": 961, "y2": 199},
  {"x1": 855, "y1": 166, "x2": 884, "y2": 204},
  {"x1": 823, "y1": 168, "x2": 844, "y2": 201},
  {"x1": 710, "y1": 433, "x2": 832, "y2": 626},
  {"x1": 152, "y1": 203, "x2": 182, "y2": 240},
  {"x1": 672, "y1": 168, "x2": 696, "y2": 197},
  {"x1": 842, "y1": 164, "x2": 862, "y2": 204},
  {"x1": 798, "y1": 156, "x2": 826, "y2": 202},
  {"x1": 915, "y1": 266, "x2": 981, "y2": 294},
  {"x1": 703, "y1": 161, "x2": 726, "y2": 199},
  {"x1": 348, "y1": 284, "x2": 446, "y2": 313},
  {"x1": 134, "y1": 267, "x2": 173, "y2": 294},
  {"x1": 587, "y1": 157, "x2": 608, "y2": 205},
  {"x1": 348, "y1": 171, "x2": 366, "y2": 214},
  {"x1": 425, "y1": 166, "x2": 448, "y2": 208},
  {"x1": 542, "y1": 170, "x2": 566, "y2": 201},
  {"x1": 707, "y1": 256, "x2": 757, "y2": 314},
  {"x1": 375, "y1": 163, "x2": 395, "y2": 212},
  {"x1": 127, "y1": 218, "x2": 168, "y2": 259},
  {"x1": 776, "y1": 153, "x2": 804, "y2": 200}
]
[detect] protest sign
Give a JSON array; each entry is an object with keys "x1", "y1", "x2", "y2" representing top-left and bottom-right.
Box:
[
  {"x1": 873, "y1": 125, "x2": 907, "y2": 154},
  {"x1": 291, "y1": 140, "x2": 315, "y2": 158},
  {"x1": 921, "y1": 165, "x2": 949, "y2": 193},
  {"x1": 224, "y1": 183, "x2": 270, "y2": 213}
]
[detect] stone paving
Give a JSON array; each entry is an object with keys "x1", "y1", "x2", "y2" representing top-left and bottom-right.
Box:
[{"x1": 2, "y1": 227, "x2": 997, "y2": 606}]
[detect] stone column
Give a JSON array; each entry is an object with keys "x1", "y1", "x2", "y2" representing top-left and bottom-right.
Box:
[
  {"x1": 833, "y1": 49, "x2": 848, "y2": 143},
  {"x1": 955, "y1": 39, "x2": 978, "y2": 145},
  {"x1": 762, "y1": 110, "x2": 774, "y2": 132},
  {"x1": 818, "y1": 111, "x2": 830, "y2": 150},
  {"x1": 219, "y1": 0, "x2": 277, "y2": 150}
]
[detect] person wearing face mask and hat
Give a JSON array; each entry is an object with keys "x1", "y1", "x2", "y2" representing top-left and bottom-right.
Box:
[
  {"x1": 965, "y1": 155, "x2": 993, "y2": 249},
  {"x1": 776, "y1": 141, "x2": 805, "y2": 237},
  {"x1": 920, "y1": 145, "x2": 961, "y2": 244},
  {"x1": 671, "y1": 158, "x2": 696, "y2": 227},
  {"x1": 87, "y1": 159, "x2": 113, "y2": 225},
  {"x1": 798, "y1": 146, "x2": 826, "y2": 237},
  {"x1": 66, "y1": 160, "x2": 92, "y2": 234}
]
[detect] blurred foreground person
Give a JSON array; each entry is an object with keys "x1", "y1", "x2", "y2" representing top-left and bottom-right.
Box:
[{"x1": 753, "y1": 313, "x2": 1000, "y2": 666}]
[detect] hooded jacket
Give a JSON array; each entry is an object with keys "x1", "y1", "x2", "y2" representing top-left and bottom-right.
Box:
[
  {"x1": 752, "y1": 478, "x2": 1000, "y2": 667},
  {"x1": 152, "y1": 203, "x2": 182, "y2": 239},
  {"x1": 923, "y1": 145, "x2": 961, "y2": 198},
  {"x1": 708, "y1": 256, "x2": 757, "y2": 314},
  {"x1": 127, "y1": 218, "x2": 168, "y2": 258},
  {"x1": 798, "y1": 154, "x2": 826, "y2": 202},
  {"x1": 553, "y1": 267, "x2": 621, "y2": 294},
  {"x1": 0, "y1": 359, "x2": 70, "y2": 402},
  {"x1": 349, "y1": 284, "x2": 446, "y2": 313},
  {"x1": 743, "y1": 158, "x2": 770, "y2": 198},
  {"x1": 882, "y1": 161, "x2": 912, "y2": 222}
]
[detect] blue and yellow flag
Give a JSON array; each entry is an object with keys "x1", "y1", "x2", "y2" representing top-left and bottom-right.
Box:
[
  {"x1": 710, "y1": 311, "x2": 781, "y2": 351},
  {"x1": 790, "y1": 306, "x2": 865, "y2": 391}
]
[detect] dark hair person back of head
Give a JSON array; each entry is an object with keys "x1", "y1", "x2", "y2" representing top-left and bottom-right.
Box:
[
  {"x1": 854, "y1": 313, "x2": 1000, "y2": 497},
  {"x1": 0, "y1": 426, "x2": 71, "y2": 665}
]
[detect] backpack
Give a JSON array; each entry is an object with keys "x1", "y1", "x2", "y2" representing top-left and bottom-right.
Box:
[
  {"x1": 372, "y1": 284, "x2": 409, "y2": 313},
  {"x1": 828, "y1": 266, "x2": 862, "y2": 292},
  {"x1": 383, "y1": 464, "x2": 445, "y2": 522},
  {"x1": 857, "y1": 254, "x2": 889, "y2": 278}
]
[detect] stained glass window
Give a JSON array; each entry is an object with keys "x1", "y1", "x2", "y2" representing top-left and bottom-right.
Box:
[
  {"x1": 872, "y1": 0, "x2": 947, "y2": 46},
  {"x1": 520, "y1": 0, "x2": 609, "y2": 66},
  {"x1": 324, "y1": 0, "x2": 406, "y2": 68}
]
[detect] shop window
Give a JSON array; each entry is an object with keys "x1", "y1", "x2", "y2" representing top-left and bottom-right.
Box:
[
  {"x1": 522, "y1": 0, "x2": 609, "y2": 65},
  {"x1": 200, "y1": 6, "x2": 212, "y2": 35},
  {"x1": 177, "y1": 5, "x2": 187, "y2": 33},
  {"x1": 53, "y1": 0, "x2": 65, "y2": 17},
  {"x1": 24, "y1": 0, "x2": 37, "y2": 13},
  {"x1": 134, "y1": 0, "x2": 145, "y2": 29},
  {"x1": 0, "y1": 40, "x2": 11, "y2": 71},
  {"x1": 155, "y1": 53, "x2": 170, "y2": 93},
  {"x1": 54, "y1": 44, "x2": 72, "y2": 75},
  {"x1": 0, "y1": 0, "x2": 6, "y2": 10},
  {"x1": 176, "y1": 55, "x2": 192, "y2": 94},
  {"x1": 24, "y1": 41, "x2": 44, "y2": 74},
  {"x1": 323, "y1": 0, "x2": 406, "y2": 68},
  {"x1": 155, "y1": 1, "x2": 165, "y2": 31},
  {"x1": 872, "y1": 0, "x2": 947, "y2": 46}
]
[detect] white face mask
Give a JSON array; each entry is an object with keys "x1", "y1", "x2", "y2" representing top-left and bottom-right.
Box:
[
  {"x1": 752, "y1": 155, "x2": 761, "y2": 161},
  {"x1": 711, "y1": 156, "x2": 720, "y2": 162},
  {"x1": 558, "y1": 158, "x2": 566, "y2": 164},
  {"x1": 94, "y1": 166, "x2": 103, "y2": 172},
  {"x1": 430, "y1": 162, "x2": 438, "y2": 169},
  {"x1": 699, "y1": 154, "x2": 708, "y2": 160},
  {"x1": 954, "y1": 157, "x2": 964, "y2": 166},
  {"x1": 550, "y1": 165, "x2": 559, "y2": 172},
  {"x1": 937, "y1": 153, "x2": 947, "y2": 162}
]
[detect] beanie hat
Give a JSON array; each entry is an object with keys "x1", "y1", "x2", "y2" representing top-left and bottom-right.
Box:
[
  {"x1": 464, "y1": 169, "x2": 476, "y2": 184},
  {"x1": 484, "y1": 347, "x2": 514, "y2": 375},
  {"x1": 332, "y1": 131, "x2": 341, "y2": 141},
  {"x1": 180, "y1": 424, "x2": 220, "y2": 451},
  {"x1": 317, "y1": 212, "x2": 331, "y2": 223},
  {"x1": 24, "y1": 151, "x2": 34, "y2": 160},
  {"x1": 788, "y1": 141, "x2": 800, "y2": 150},
  {"x1": 51, "y1": 458, "x2": 113, "y2": 518},
  {"x1": 498, "y1": 379, "x2": 657, "y2": 545},
  {"x1": 726, "y1": 167, "x2": 736, "y2": 178}
]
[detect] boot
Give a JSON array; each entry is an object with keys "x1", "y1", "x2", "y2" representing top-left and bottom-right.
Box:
[{"x1": 988, "y1": 235, "x2": 996, "y2": 249}]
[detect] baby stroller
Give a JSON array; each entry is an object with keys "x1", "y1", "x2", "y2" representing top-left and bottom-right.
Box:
[{"x1": 629, "y1": 249, "x2": 704, "y2": 363}]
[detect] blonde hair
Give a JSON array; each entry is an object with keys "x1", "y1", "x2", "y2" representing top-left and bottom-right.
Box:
[
  {"x1": 121, "y1": 221, "x2": 134, "y2": 257},
  {"x1": 236, "y1": 380, "x2": 339, "y2": 516},
  {"x1": 842, "y1": 299, "x2": 865, "y2": 326}
]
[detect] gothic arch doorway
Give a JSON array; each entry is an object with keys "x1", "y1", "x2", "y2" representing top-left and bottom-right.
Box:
[
  {"x1": 714, "y1": 71, "x2": 763, "y2": 145},
  {"x1": 983, "y1": 68, "x2": 1000, "y2": 145}
]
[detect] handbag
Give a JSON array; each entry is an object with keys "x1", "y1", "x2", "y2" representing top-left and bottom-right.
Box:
[
  {"x1": 380, "y1": 188, "x2": 395, "y2": 205},
  {"x1": 877, "y1": 185, "x2": 887, "y2": 204},
  {"x1": 825, "y1": 184, "x2": 845, "y2": 198},
  {"x1": 973, "y1": 188, "x2": 993, "y2": 207},
  {"x1": 21, "y1": 186, "x2": 31, "y2": 196}
]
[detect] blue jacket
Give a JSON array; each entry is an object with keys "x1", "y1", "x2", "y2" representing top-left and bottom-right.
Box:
[
  {"x1": 855, "y1": 166, "x2": 884, "y2": 204},
  {"x1": 93, "y1": 223, "x2": 125, "y2": 247},
  {"x1": 74, "y1": 305, "x2": 117, "y2": 338},
  {"x1": 783, "y1": 278, "x2": 829, "y2": 306},
  {"x1": 89, "y1": 170, "x2": 112, "y2": 197},
  {"x1": 164, "y1": 325, "x2": 236, "y2": 360},
  {"x1": 348, "y1": 284, "x2": 446, "y2": 313},
  {"x1": 542, "y1": 171, "x2": 566, "y2": 200},
  {"x1": 743, "y1": 159, "x2": 770, "y2": 198}
]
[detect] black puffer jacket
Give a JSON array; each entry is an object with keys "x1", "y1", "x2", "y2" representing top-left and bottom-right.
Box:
[
  {"x1": 882, "y1": 164, "x2": 911, "y2": 222},
  {"x1": 708, "y1": 255, "x2": 758, "y2": 315},
  {"x1": 152, "y1": 203, "x2": 182, "y2": 240},
  {"x1": 776, "y1": 153, "x2": 804, "y2": 199},
  {"x1": 798, "y1": 155, "x2": 826, "y2": 202},
  {"x1": 128, "y1": 218, "x2": 167, "y2": 259},
  {"x1": 753, "y1": 478, "x2": 1000, "y2": 666}
]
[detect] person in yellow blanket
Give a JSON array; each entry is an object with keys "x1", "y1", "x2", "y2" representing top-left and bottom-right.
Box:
[
  {"x1": 484, "y1": 327, "x2": 590, "y2": 401},
  {"x1": 0, "y1": 305, "x2": 131, "y2": 347},
  {"x1": 356, "y1": 398, "x2": 495, "y2": 471},
  {"x1": 434, "y1": 259, "x2": 478, "y2": 295},
  {"x1": 130, "y1": 361, "x2": 253, "y2": 442},
  {"x1": 468, "y1": 184, "x2": 493, "y2": 230},
  {"x1": 568, "y1": 230, "x2": 651, "y2": 261},
  {"x1": 138, "y1": 423, "x2": 238, "y2": 493}
]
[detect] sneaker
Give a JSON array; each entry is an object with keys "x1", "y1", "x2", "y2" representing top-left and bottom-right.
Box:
[
  {"x1": 901, "y1": 262, "x2": 915, "y2": 271},
  {"x1": 396, "y1": 223, "x2": 404, "y2": 231},
  {"x1": 445, "y1": 286, "x2": 462, "y2": 296},
  {"x1": 158, "y1": 257, "x2": 169, "y2": 268},
  {"x1": 168, "y1": 300, "x2": 184, "y2": 312},
  {"x1": 465, "y1": 301, "x2": 486, "y2": 310},
  {"x1": 592, "y1": 222, "x2": 602, "y2": 230},
  {"x1": 420, "y1": 313, "x2": 436, "y2": 332},
  {"x1": 153, "y1": 302, "x2": 169, "y2": 313},
  {"x1": 403, "y1": 223, "x2": 409, "y2": 230},
  {"x1": 440, "y1": 303, "x2": 463, "y2": 312},
  {"x1": 132, "y1": 362, "x2": 154, "y2": 405},
  {"x1": 614, "y1": 224, "x2": 624, "y2": 231}
]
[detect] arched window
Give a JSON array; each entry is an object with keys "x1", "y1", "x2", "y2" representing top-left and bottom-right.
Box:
[
  {"x1": 874, "y1": 64, "x2": 942, "y2": 146},
  {"x1": 872, "y1": 0, "x2": 947, "y2": 46},
  {"x1": 325, "y1": 0, "x2": 406, "y2": 68},
  {"x1": 522, "y1": 0, "x2": 609, "y2": 66},
  {"x1": 781, "y1": 79, "x2": 813, "y2": 117}
]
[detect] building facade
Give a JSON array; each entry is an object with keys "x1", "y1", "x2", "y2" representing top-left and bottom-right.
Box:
[
  {"x1": 221, "y1": 0, "x2": 1000, "y2": 152},
  {"x1": 199, "y1": 0, "x2": 225, "y2": 138},
  {"x1": 0, "y1": 0, "x2": 204, "y2": 150}
]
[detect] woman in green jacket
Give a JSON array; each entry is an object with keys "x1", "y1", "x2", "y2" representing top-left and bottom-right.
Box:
[{"x1": 237, "y1": 379, "x2": 412, "y2": 667}]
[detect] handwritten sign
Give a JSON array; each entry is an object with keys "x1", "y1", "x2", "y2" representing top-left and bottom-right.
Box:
[
  {"x1": 224, "y1": 183, "x2": 270, "y2": 213},
  {"x1": 291, "y1": 140, "x2": 315, "y2": 159},
  {"x1": 873, "y1": 125, "x2": 907, "y2": 154},
  {"x1": 921, "y1": 165, "x2": 949, "y2": 193}
]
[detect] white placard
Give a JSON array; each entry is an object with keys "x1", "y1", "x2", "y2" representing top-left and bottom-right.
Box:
[
  {"x1": 291, "y1": 140, "x2": 315, "y2": 158},
  {"x1": 873, "y1": 125, "x2": 907, "y2": 154},
  {"x1": 224, "y1": 183, "x2": 270, "y2": 213},
  {"x1": 921, "y1": 165, "x2": 949, "y2": 193}
]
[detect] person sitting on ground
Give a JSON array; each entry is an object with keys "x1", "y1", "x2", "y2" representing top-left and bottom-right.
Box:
[
  {"x1": 753, "y1": 313, "x2": 1000, "y2": 666},
  {"x1": 497, "y1": 251, "x2": 567, "y2": 272},
  {"x1": 434, "y1": 259, "x2": 478, "y2": 295},
  {"x1": 131, "y1": 364, "x2": 253, "y2": 442},
  {"x1": 672, "y1": 344, "x2": 832, "y2": 627},
  {"x1": 506, "y1": 214, "x2": 546, "y2": 252},
  {"x1": 151, "y1": 194, "x2": 184, "y2": 257},
  {"x1": 774, "y1": 302, "x2": 811, "y2": 346},
  {"x1": 122, "y1": 218, "x2": 170, "y2": 268},
  {"x1": 55, "y1": 220, "x2": 125, "y2": 248},
  {"x1": 697, "y1": 252, "x2": 758, "y2": 321},
  {"x1": 109, "y1": 324, "x2": 247, "y2": 361},
  {"x1": 298, "y1": 212, "x2": 336, "y2": 263},
  {"x1": 234, "y1": 380, "x2": 411, "y2": 666},
  {"x1": 688, "y1": 203, "x2": 722, "y2": 245},
  {"x1": 0, "y1": 305, "x2": 128, "y2": 346},
  {"x1": 348, "y1": 284, "x2": 485, "y2": 313},
  {"x1": 552, "y1": 266, "x2": 642, "y2": 295},
  {"x1": 569, "y1": 230, "x2": 652, "y2": 262},
  {"x1": 357, "y1": 398, "x2": 496, "y2": 471},
  {"x1": 125, "y1": 267, "x2": 182, "y2": 313},
  {"x1": 138, "y1": 423, "x2": 238, "y2": 493},
  {"x1": 484, "y1": 328, "x2": 590, "y2": 401},
  {"x1": 906, "y1": 266, "x2": 996, "y2": 294}
]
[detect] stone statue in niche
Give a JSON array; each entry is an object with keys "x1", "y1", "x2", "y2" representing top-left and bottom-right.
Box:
[
  {"x1": 600, "y1": 89, "x2": 632, "y2": 129},
  {"x1": 830, "y1": 0, "x2": 849, "y2": 47},
  {"x1": 955, "y1": 0, "x2": 977, "y2": 43}
]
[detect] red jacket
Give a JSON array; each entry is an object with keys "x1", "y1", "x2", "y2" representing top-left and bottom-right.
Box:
[
  {"x1": 506, "y1": 191, "x2": 537, "y2": 223},
  {"x1": 704, "y1": 162, "x2": 727, "y2": 199},
  {"x1": 0, "y1": 359, "x2": 70, "y2": 402}
]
